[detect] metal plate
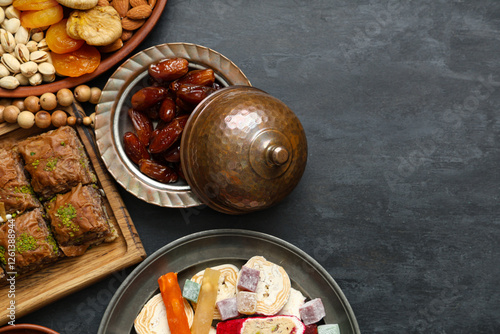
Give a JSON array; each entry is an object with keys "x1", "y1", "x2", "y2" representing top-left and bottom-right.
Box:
[
  {"x1": 98, "y1": 229, "x2": 360, "y2": 334},
  {"x1": 95, "y1": 43, "x2": 251, "y2": 208}
]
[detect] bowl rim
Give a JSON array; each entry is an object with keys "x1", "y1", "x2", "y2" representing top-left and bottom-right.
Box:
[
  {"x1": 95, "y1": 42, "x2": 251, "y2": 208},
  {"x1": 0, "y1": 324, "x2": 59, "y2": 333},
  {"x1": 0, "y1": 0, "x2": 168, "y2": 99}
]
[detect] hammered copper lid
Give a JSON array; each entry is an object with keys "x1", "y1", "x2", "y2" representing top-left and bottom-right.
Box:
[{"x1": 180, "y1": 86, "x2": 307, "y2": 215}]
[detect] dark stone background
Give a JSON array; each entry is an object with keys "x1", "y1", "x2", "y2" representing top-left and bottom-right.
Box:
[{"x1": 17, "y1": 0, "x2": 500, "y2": 333}]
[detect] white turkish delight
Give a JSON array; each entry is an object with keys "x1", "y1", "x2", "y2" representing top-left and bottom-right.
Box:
[
  {"x1": 236, "y1": 291, "x2": 257, "y2": 315},
  {"x1": 299, "y1": 298, "x2": 326, "y2": 325}
]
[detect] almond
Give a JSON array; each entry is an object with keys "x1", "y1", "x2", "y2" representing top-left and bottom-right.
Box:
[
  {"x1": 99, "y1": 38, "x2": 123, "y2": 53},
  {"x1": 130, "y1": 0, "x2": 147, "y2": 7},
  {"x1": 121, "y1": 17, "x2": 145, "y2": 30},
  {"x1": 148, "y1": 0, "x2": 156, "y2": 8},
  {"x1": 126, "y1": 5, "x2": 152, "y2": 20},
  {"x1": 121, "y1": 29, "x2": 133, "y2": 41},
  {"x1": 97, "y1": 0, "x2": 110, "y2": 5},
  {"x1": 112, "y1": 0, "x2": 129, "y2": 17}
]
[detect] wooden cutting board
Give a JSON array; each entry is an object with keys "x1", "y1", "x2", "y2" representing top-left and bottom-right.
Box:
[{"x1": 0, "y1": 103, "x2": 146, "y2": 325}]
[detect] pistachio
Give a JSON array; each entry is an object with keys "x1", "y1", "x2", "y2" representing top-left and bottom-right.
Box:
[
  {"x1": 14, "y1": 26, "x2": 29, "y2": 45},
  {"x1": 30, "y1": 29, "x2": 44, "y2": 42},
  {"x1": 14, "y1": 73, "x2": 28, "y2": 86},
  {"x1": 37, "y1": 62, "x2": 55, "y2": 76},
  {"x1": 0, "y1": 63, "x2": 9, "y2": 78},
  {"x1": 1, "y1": 53, "x2": 19, "y2": 73},
  {"x1": 0, "y1": 8, "x2": 5, "y2": 26},
  {"x1": 4, "y1": 6, "x2": 20, "y2": 20},
  {"x1": 26, "y1": 40, "x2": 38, "y2": 53},
  {"x1": 0, "y1": 75, "x2": 19, "y2": 89},
  {"x1": 20, "y1": 61, "x2": 37, "y2": 77},
  {"x1": 1, "y1": 18, "x2": 19, "y2": 34},
  {"x1": 30, "y1": 50, "x2": 48, "y2": 63},
  {"x1": 14, "y1": 43, "x2": 29, "y2": 63},
  {"x1": 0, "y1": 44, "x2": 5, "y2": 56},
  {"x1": 28, "y1": 72, "x2": 42, "y2": 86},
  {"x1": 42, "y1": 73, "x2": 55, "y2": 83},
  {"x1": 37, "y1": 39, "x2": 49, "y2": 52},
  {"x1": 0, "y1": 30, "x2": 15, "y2": 53},
  {"x1": 0, "y1": 0, "x2": 12, "y2": 7}
]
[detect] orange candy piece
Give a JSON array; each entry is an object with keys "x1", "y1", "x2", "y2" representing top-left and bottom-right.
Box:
[
  {"x1": 51, "y1": 44, "x2": 101, "y2": 77},
  {"x1": 20, "y1": 5, "x2": 63, "y2": 29},
  {"x1": 13, "y1": 0, "x2": 59, "y2": 11},
  {"x1": 46, "y1": 19, "x2": 85, "y2": 54}
]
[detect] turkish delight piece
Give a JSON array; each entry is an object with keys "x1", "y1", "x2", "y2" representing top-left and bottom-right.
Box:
[
  {"x1": 317, "y1": 324, "x2": 340, "y2": 334},
  {"x1": 45, "y1": 183, "x2": 115, "y2": 257},
  {"x1": 278, "y1": 287, "x2": 306, "y2": 319},
  {"x1": 17, "y1": 126, "x2": 96, "y2": 199},
  {"x1": 299, "y1": 298, "x2": 326, "y2": 325},
  {"x1": 236, "y1": 291, "x2": 257, "y2": 315},
  {"x1": 191, "y1": 264, "x2": 239, "y2": 320},
  {"x1": 183, "y1": 279, "x2": 201, "y2": 303},
  {"x1": 216, "y1": 315, "x2": 305, "y2": 334},
  {"x1": 216, "y1": 297, "x2": 239, "y2": 321},
  {"x1": 239, "y1": 256, "x2": 291, "y2": 315},
  {"x1": 134, "y1": 293, "x2": 194, "y2": 334},
  {"x1": 236, "y1": 265, "x2": 260, "y2": 292}
]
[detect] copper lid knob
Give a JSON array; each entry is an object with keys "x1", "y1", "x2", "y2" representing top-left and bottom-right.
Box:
[{"x1": 180, "y1": 86, "x2": 307, "y2": 215}]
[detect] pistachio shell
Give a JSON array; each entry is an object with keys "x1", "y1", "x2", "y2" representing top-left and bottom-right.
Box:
[
  {"x1": 37, "y1": 39, "x2": 49, "y2": 52},
  {"x1": 30, "y1": 50, "x2": 48, "y2": 63},
  {"x1": 14, "y1": 43, "x2": 29, "y2": 63},
  {"x1": 14, "y1": 73, "x2": 29, "y2": 86},
  {"x1": 20, "y1": 61, "x2": 37, "y2": 77},
  {"x1": 0, "y1": 63, "x2": 9, "y2": 77},
  {"x1": 1, "y1": 53, "x2": 19, "y2": 73},
  {"x1": 1, "y1": 18, "x2": 19, "y2": 34},
  {"x1": 0, "y1": 75, "x2": 19, "y2": 89},
  {"x1": 28, "y1": 72, "x2": 42, "y2": 86},
  {"x1": 0, "y1": 8, "x2": 5, "y2": 26},
  {"x1": 26, "y1": 40, "x2": 38, "y2": 53},
  {"x1": 14, "y1": 26, "x2": 29, "y2": 45},
  {"x1": 0, "y1": 0, "x2": 12, "y2": 7},
  {"x1": 4, "y1": 6, "x2": 20, "y2": 20},
  {"x1": 30, "y1": 29, "x2": 44, "y2": 42},
  {"x1": 38, "y1": 62, "x2": 55, "y2": 76},
  {"x1": 42, "y1": 73, "x2": 55, "y2": 83},
  {"x1": 0, "y1": 30, "x2": 15, "y2": 53}
]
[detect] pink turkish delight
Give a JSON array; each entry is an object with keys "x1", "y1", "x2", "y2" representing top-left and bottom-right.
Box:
[
  {"x1": 236, "y1": 291, "x2": 257, "y2": 315},
  {"x1": 217, "y1": 297, "x2": 240, "y2": 321},
  {"x1": 237, "y1": 265, "x2": 260, "y2": 292},
  {"x1": 216, "y1": 315, "x2": 305, "y2": 334},
  {"x1": 299, "y1": 298, "x2": 326, "y2": 325}
]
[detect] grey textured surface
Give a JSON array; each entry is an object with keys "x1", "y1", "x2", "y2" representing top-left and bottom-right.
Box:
[{"x1": 17, "y1": 1, "x2": 500, "y2": 333}]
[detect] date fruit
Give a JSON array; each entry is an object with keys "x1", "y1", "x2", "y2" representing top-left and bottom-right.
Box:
[
  {"x1": 139, "y1": 159, "x2": 178, "y2": 183},
  {"x1": 123, "y1": 132, "x2": 150, "y2": 164},
  {"x1": 128, "y1": 108, "x2": 153, "y2": 147},
  {"x1": 131, "y1": 86, "x2": 167, "y2": 111},
  {"x1": 159, "y1": 97, "x2": 176, "y2": 123},
  {"x1": 177, "y1": 84, "x2": 216, "y2": 105},
  {"x1": 148, "y1": 58, "x2": 189, "y2": 83},
  {"x1": 170, "y1": 69, "x2": 215, "y2": 92},
  {"x1": 149, "y1": 115, "x2": 188, "y2": 154}
]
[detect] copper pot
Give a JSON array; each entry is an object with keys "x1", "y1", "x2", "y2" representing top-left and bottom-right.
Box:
[{"x1": 181, "y1": 86, "x2": 307, "y2": 215}]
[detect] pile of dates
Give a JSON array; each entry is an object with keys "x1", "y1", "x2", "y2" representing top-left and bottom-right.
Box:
[{"x1": 123, "y1": 57, "x2": 220, "y2": 184}]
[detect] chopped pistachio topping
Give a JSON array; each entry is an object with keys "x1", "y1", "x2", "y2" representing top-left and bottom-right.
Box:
[
  {"x1": 44, "y1": 157, "x2": 59, "y2": 171},
  {"x1": 13, "y1": 185, "x2": 34, "y2": 194},
  {"x1": 55, "y1": 203, "x2": 79, "y2": 233},
  {"x1": 30, "y1": 152, "x2": 35, "y2": 156},
  {"x1": 31, "y1": 159, "x2": 40, "y2": 169},
  {"x1": 15, "y1": 233, "x2": 38, "y2": 254},
  {"x1": 46, "y1": 234, "x2": 59, "y2": 255}
]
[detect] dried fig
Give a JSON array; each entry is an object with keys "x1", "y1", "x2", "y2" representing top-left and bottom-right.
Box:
[
  {"x1": 66, "y1": 6, "x2": 122, "y2": 46},
  {"x1": 56, "y1": 0, "x2": 98, "y2": 10}
]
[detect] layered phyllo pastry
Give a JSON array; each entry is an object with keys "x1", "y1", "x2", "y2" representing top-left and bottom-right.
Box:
[
  {"x1": 17, "y1": 126, "x2": 96, "y2": 200},
  {"x1": 0, "y1": 208, "x2": 62, "y2": 277},
  {"x1": 45, "y1": 183, "x2": 117, "y2": 257},
  {"x1": 0, "y1": 148, "x2": 39, "y2": 215}
]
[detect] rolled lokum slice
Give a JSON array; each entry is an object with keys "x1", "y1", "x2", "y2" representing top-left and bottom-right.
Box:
[
  {"x1": 299, "y1": 298, "x2": 325, "y2": 325},
  {"x1": 134, "y1": 293, "x2": 194, "y2": 334},
  {"x1": 191, "y1": 264, "x2": 239, "y2": 320},
  {"x1": 239, "y1": 256, "x2": 291, "y2": 316},
  {"x1": 216, "y1": 315, "x2": 305, "y2": 334},
  {"x1": 278, "y1": 288, "x2": 306, "y2": 319}
]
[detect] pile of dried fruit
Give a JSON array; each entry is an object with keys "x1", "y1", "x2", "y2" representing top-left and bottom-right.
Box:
[
  {"x1": 0, "y1": 84, "x2": 100, "y2": 128},
  {"x1": 0, "y1": 0, "x2": 156, "y2": 89},
  {"x1": 124, "y1": 57, "x2": 220, "y2": 184}
]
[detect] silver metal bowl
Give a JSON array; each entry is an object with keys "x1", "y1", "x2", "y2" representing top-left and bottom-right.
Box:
[
  {"x1": 95, "y1": 43, "x2": 251, "y2": 207},
  {"x1": 98, "y1": 229, "x2": 360, "y2": 334}
]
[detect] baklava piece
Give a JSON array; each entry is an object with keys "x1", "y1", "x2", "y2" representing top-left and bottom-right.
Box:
[
  {"x1": 0, "y1": 208, "x2": 62, "y2": 276},
  {"x1": 17, "y1": 126, "x2": 96, "y2": 200},
  {"x1": 0, "y1": 148, "x2": 39, "y2": 215},
  {"x1": 45, "y1": 183, "x2": 117, "y2": 257}
]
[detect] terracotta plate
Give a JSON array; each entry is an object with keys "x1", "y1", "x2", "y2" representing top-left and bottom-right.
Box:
[
  {"x1": 0, "y1": 0, "x2": 168, "y2": 98},
  {"x1": 98, "y1": 229, "x2": 360, "y2": 334}
]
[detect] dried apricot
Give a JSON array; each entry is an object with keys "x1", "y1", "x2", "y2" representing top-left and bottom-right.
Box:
[
  {"x1": 20, "y1": 5, "x2": 64, "y2": 29},
  {"x1": 51, "y1": 44, "x2": 101, "y2": 77},
  {"x1": 13, "y1": 0, "x2": 58, "y2": 11},
  {"x1": 46, "y1": 19, "x2": 85, "y2": 54}
]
